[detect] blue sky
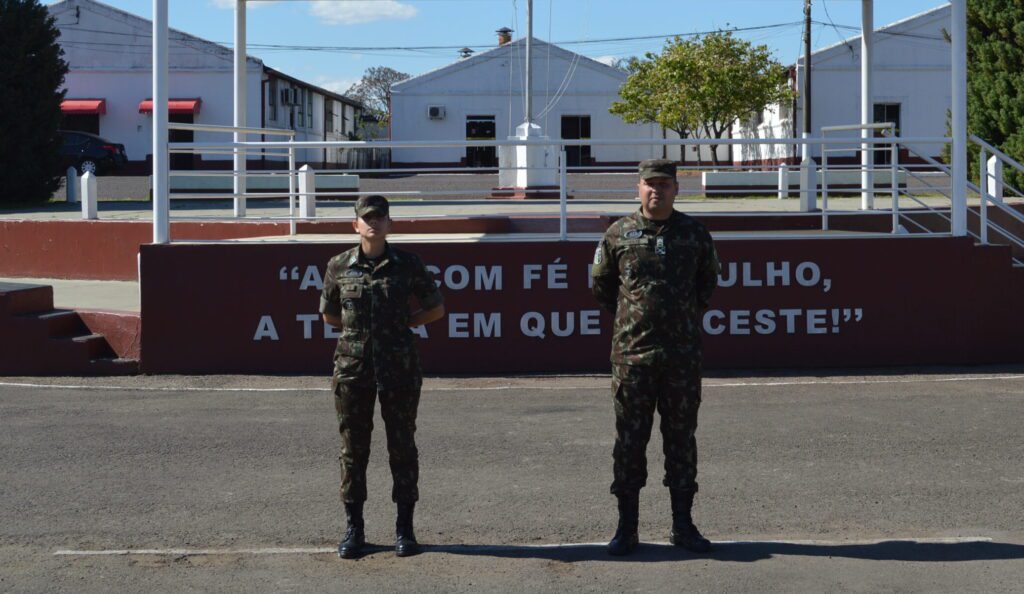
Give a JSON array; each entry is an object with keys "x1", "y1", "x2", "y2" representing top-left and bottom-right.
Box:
[{"x1": 52, "y1": 0, "x2": 946, "y2": 94}]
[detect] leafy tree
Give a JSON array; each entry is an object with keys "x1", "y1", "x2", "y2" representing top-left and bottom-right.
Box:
[
  {"x1": 0, "y1": 0, "x2": 68, "y2": 203},
  {"x1": 611, "y1": 32, "x2": 792, "y2": 167},
  {"x1": 345, "y1": 66, "x2": 410, "y2": 127},
  {"x1": 964, "y1": 0, "x2": 1024, "y2": 189}
]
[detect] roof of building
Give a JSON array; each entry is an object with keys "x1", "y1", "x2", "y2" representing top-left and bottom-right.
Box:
[
  {"x1": 796, "y1": 3, "x2": 950, "y2": 66},
  {"x1": 392, "y1": 36, "x2": 627, "y2": 91},
  {"x1": 263, "y1": 67, "x2": 365, "y2": 110},
  {"x1": 48, "y1": 0, "x2": 362, "y2": 108}
]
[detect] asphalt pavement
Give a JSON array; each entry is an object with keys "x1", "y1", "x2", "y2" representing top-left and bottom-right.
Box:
[{"x1": 2, "y1": 369, "x2": 1022, "y2": 592}]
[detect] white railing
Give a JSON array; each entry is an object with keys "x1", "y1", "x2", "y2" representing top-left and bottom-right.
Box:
[
  {"x1": 159, "y1": 131, "x2": 966, "y2": 243},
  {"x1": 972, "y1": 135, "x2": 1024, "y2": 266}
]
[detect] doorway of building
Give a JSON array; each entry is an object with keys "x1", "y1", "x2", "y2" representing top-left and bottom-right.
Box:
[
  {"x1": 873, "y1": 103, "x2": 901, "y2": 166},
  {"x1": 169, "y1": 113, "x2": 195, "y2": 170},
  {"x1": 465, "y1": 115, "x2": 497, "y2": 168},
  {"x1": 561, "y1": 115, "x2": 591, "y2": 167}
]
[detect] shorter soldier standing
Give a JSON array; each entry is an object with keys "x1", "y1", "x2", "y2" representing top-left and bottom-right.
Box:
[
  {"x1": 591, "y1": 160, "x2": 720, "y2": 556},
  {"x1": 320, "y1": 195, "x2": 445, "y2": 559}
]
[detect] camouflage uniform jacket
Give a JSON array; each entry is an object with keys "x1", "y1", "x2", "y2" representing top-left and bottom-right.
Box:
[
  {"x1": 320, "y1": 243, "x2": 444, "y2": 389},
  {"x1": 591, "y1": 209, "x2": 720, "y2": 366}
]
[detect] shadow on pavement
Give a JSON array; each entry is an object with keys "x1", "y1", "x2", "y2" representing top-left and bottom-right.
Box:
[{"x1": 422, "y1": 540, "x2": 1024, "y2": 563}]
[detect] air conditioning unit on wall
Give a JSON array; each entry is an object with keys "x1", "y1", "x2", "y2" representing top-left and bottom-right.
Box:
[{"x1": 427, "y1": 105, "x2": 446, "y2": 120}]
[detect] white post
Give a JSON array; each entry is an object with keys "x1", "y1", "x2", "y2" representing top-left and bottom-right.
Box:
[
  {"x1": 558, "y1": 148, "x2": 567, "y2": 240},
  {"x1": 987, "y1": 155, "x2": 1004, "y2": 204},
  {"x1": 861, "y1": 0, "x2": 875, "y2": 210},
  {"x1": 288, "y1": 144, "x2": 297, "y2": 235},
  {"x1": 65, "y1": 167, "x2": 78, "y2": 203},
  {"x1": 233, "y1": 0, "x2": 247, "y2": 217},
  {"x1": 979, "y1": 147, "x2": 988, "y2": 244},
  {"x1": 891, "y1": 140, "x2": 900, "y2": 234},
  {"x1": 821, "y1": 140, "x2": 830, "y2": 230},
  {"x1": 951, "y1": 0, "x2": 968, "y2": 236},
  {"x1": 152, "y1": 0, "x2": 169, "y2": 244},
  {"x1": 777, "y1": 163, "x2": 789, "y2": 199},
  {"x1": 525, "y1": 0, "x2": 533, "y2": 124},
  {"x1": 298, "y1": 164, "x2": 316, "y2": 219},
  {"x1": 81, "y1": 171, "x2": 97, "y2": 220},
  {"x1": 799, "y1": 133, "x2": 817, "y2": 212}
]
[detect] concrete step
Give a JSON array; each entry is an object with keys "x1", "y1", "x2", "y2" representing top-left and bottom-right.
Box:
[
  {"x1": 0, "y1": 283, "x2": 54, "y2": 316},
  {"x1": 87, "y1": 357, "x2": 139, "y2": 376},
  {"x1": 71, "y1": 334, "x2": 116, "y2": 360},
  {"x1": 34, "y1": 310, "x2": 89, "y2": 338}
]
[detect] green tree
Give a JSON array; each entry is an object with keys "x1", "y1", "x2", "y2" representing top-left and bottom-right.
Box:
[
  {"x1": 965, "y1": 0, "x2": 1024, "y2": 189},
  {"x1": 345, "y1": 66, "x2": 410, "y2": 128},
  {"x1": 0, "y1": 0, "x2": 68, "y2": 204},
  {"x1": 611, "y1": 32, "x2": 792, "y2": 167}
]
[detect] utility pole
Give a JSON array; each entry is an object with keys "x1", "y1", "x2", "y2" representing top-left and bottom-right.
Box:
[
  {"x1": 525, "y1": 0, "x2": 533, "y2": 124},
  {"x1": 803, "y1": 0, "x2": 812, "y2": 136},
  {"x1": 798, "y1": 0, "x2": 817, "y2": 212}
]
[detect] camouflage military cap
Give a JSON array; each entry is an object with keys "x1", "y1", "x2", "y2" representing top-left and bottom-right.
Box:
[
  {"x1": 638, "y1": 159, "x2": 676, "y2": 180},
  {"x1": 354, "y1": 194, "x2": 389, "y2": 218}
]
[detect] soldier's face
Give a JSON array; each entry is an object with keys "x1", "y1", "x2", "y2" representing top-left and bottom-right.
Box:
[
  {"x1": 353, "y1": 213, "x2": 391, "y2": 240},
  {"x1": 638, "y1": 175, "x2": 678, "y2": 219}
]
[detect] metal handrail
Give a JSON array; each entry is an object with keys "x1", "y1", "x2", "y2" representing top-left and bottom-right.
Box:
[
  {"x1": 168, "y1": 123, "x2": 297, "y2": 137},
  {"x1": 169, "y1": 136, "x2": 953, "y2": 151},
  {"x1": 970, "y1": 134, "x2": 1024, "y2": 177}
]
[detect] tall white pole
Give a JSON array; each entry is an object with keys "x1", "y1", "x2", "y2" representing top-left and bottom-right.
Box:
[
  {"x1": 525, "y1": 0, "x2": 532, "y2": 124},
  {"x1": 951, "y1": 0, "x2": 968, "y2": 236},
  {"x1": 860, "y1": 0, "x2": 874, "y2": 210},
  {"x1": 233, "y1": 0, "x2": 247, "y2": 217},
  {"x1": 152, "y1": 0, "x2": 169, "y2": 244}
]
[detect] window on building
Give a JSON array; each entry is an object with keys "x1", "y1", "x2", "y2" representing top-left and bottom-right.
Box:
[
  {"x1": 873, "y1": 103, "x2": 902, "y2": 165},
  {"x1": 268, "y1": 78, "x2": 278, "y2": 121},
  {"x1": 561, "y1": 115, "x2": 592, "y2": 167},
  {"x1": 326, "y1": 100, "x2": 335, "y2": 133},
  {"x1": 61, "y1": 114, "x2": 100, "y2": 135},
  {"x1": 307, "y1": 90, "x2": 314, "y2": 129}
]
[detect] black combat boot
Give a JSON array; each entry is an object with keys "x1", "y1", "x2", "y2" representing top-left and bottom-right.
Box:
[
  {"x1": 395, "y1": 502, "x2": 420, "y2": 557},
  {"x1": 669, "y1": 489, "x2": 711, "y2": 553},
  {"x1": 338, "y1": 502, "x2": 366, "y2": 559},
  {"x1": 607, "y1": 492, "x2": 640, "y2": 556}
]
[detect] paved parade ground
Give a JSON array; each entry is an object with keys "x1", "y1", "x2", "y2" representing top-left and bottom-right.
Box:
[{"x1": 2, "y1": 369, "x2": 1023, "y2": 592}]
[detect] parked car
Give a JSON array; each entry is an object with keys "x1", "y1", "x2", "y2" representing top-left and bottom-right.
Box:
[{"x1": 58, "y1": 131, "x2": 127, "y2": 175}]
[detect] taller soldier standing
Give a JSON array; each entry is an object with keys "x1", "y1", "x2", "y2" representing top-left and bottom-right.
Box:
[
  {"x1": 590, "y1": 159, "x2": 720, "y2": 556},
  {"x1": 320, "y1": 195, "x2": 445, "y2": 559}
]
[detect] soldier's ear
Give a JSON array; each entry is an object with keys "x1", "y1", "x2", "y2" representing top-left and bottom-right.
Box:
[{"x1": 352, "y1": 219, "x2": 359, "y2": 233}]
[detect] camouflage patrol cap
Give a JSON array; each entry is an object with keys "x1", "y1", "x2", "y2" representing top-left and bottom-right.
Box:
[
  {"x1": 638, "y1": 159, "x2": 676, "y2": 180},
  {"x1": 354, "y1": 194, "x2": 389, "y2": 218}
]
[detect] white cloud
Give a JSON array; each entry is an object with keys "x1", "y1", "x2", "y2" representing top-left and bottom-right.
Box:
[
  {"x1": 308, "y1": 0, "x2": 417, "y2": 25},
  {"x1": 316, "y1": 76, "x2": 361, "y2": 95},
  {"x1": 594, "y1": 55, "x2": 619, "y2": 67}
]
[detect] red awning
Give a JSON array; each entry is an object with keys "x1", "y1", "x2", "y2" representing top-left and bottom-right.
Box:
[
  {"x1": 138, "y1": 98, "x2": 202, "y2": 115},
  {"x1": 61, "y1": 99, "x2": 106, "y2": 115}
]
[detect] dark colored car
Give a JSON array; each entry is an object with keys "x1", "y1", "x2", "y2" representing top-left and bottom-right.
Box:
[{"x1": 58, "y1": 130, "x2": 127, "y2": 175}]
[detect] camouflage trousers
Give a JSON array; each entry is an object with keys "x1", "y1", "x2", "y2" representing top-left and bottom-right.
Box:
[
  {"x1": 610, "y1": 359, "x2": 702, "y2": 496},
  {"x1": 334, "y1": 380, "x2": 421, "y2": 504}
]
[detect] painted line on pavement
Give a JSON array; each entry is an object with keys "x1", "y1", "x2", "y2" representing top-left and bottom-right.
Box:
[
  {"x1": 3, "y1": 374, "x2": 1024, "y2": 394},
  {"x1": 53, "y1": 536, "x2": 994, "y2": 557}
]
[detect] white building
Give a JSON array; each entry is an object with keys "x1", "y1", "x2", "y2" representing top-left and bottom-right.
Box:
[
  {"x1": 735, "y1": 4, "x2": 951, "y2": 166},
  {"x1": 390, "y1": 35, "x2": 667, "y2": 168},
  {"x1": 48, "y1": 0, "x2": 364, "y2": 171}
]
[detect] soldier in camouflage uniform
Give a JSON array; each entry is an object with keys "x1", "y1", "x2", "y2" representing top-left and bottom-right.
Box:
[
  {"x1": 590, "y1": 159, "x2": 720, "y2": 556},
  {"x1": 320, "y1": 195, "x2": 446, "y2": 559}
]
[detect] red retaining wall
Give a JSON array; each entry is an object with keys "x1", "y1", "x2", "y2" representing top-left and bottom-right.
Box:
[{"x1": 139, "y1": 236, "x2": 1024, "y2": 375}]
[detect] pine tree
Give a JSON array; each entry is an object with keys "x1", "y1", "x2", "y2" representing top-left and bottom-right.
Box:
[
  {"x1": 0, "y1": 0, "x2": 68, "y2": 204},
  {"x1": 966, "y1": 0, "x2": 1024, "y2": 187}
]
